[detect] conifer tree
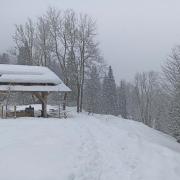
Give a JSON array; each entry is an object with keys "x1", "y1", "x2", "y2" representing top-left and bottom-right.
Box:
[
  {"x1": 66, "y1": 50, "x2": 78, "y2": 104},
  {"x1": 102, "y1": 66, "x2": 118, "y2": 115},
  {"x1": 117, "y1": 80, "x2": 128, "y2": 118},
  {"x1": 84, "y1": 66, "x2": 102, "y2": 113}
]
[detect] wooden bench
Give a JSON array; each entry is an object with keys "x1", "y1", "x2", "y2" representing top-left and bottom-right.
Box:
[{"x1": 6, "y1": 110, "x2": 34, "y2": 118}]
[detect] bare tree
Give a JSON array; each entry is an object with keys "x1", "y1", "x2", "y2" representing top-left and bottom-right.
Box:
[
  {"x1": 13, "y1": 18, "x2": 35, "y2": 65},
  {"x1": 12, "y1": 7, "x2": 103, "y2": 112},
  {"x1": 163, "y1": 46, "x2": 180, "y2": 138},
  {"x1": 46, "y1": 8, "x2": 99, "y2": 112},
  {"x1": 76, "y1": 14, "x2": 98, "y2": 112},
  {"x1": 134, "y1": 71, "x2": 160, "y2": 127},
  {"x1": 46, "y1": 7, "x2": 71, "y2": 110},
  {"x1": 35, "y1": 15, "x2": 52, "y2": 66}
]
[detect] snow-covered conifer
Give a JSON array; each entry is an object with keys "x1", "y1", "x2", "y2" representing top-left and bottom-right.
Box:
[{"x1": 102, "y1": 66, "x2": 118, "y2": 115}]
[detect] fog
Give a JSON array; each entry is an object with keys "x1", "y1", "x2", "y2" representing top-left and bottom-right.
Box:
[{"x1": 1, "y1": 0, "x2": 180, "y2": 81}]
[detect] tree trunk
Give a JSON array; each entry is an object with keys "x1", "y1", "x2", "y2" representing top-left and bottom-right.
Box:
[
  {"x1": 80, "y1": 83, "x2": 84, "y2": 112},
  {"x1": 63, "y1": 92, "x2": 67, "y2": 110},
  {"x1": 34, "y1": 92, "x2": 48, "y2": 118},
  {"x1": 63, "y1": 78, "x2": 68, "y2": 111},
  {"x1": 41, "y1": 92, "x2": 48, "y2": 118},
  {"x1": 77, "y1": 83, "x2": 80, "y2": 113},
  {"x1": 80, "y1": 59, "x2": 85, "y2": 112}
]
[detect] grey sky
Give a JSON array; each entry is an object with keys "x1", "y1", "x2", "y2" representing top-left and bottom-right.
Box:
[{"x1": 1, "y1": 0, "x2": 180, "y2": 82}]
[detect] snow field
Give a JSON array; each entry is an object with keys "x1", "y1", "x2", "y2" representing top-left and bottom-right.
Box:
[{"x1": 0, "y1": 110, "x2": 180, "y2": 180}]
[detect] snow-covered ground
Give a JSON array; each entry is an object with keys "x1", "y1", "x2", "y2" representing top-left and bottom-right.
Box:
[{"x1": 0, "y1": 107, "x2": 180, "y2": 180}]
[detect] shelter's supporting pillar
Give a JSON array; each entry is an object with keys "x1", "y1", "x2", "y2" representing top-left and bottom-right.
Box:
[
  {"x1": 59, "y1": 103, "x2": 61, "y2": 118},
  {"x1": 14, "y1": 105, "x2": 16, "y2": 119},
  {"x1": 1, "y1": 105, "x2": 3, "y2": 119},
  {"x1": 41, "y1": 92, "x2": 48, "y2": 118},
  {"x1": 63, "y1": 92, "x2": 67, "y2": 110},
  {"x1": 5, "y1": 105, "x2": 7, "y2": 119},
  {"x1": 34, "y1": 92, "x2": 48, "y2": 118}
]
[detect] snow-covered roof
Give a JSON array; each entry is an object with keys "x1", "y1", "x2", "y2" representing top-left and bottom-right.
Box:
[
  {"x1": 0, "y1": 64, "x2": 61, "y2": 84},
  {"x1": 0, "y1": 65, "x2": 71, "y2": 92},
  {"x1": 0, "y1": 84, "x2": 70, "y2": 92}
]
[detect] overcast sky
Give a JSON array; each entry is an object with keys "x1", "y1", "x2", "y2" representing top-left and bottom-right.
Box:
[{"x1": 1, "y1": 0, "x2": 180, "y2": 82}]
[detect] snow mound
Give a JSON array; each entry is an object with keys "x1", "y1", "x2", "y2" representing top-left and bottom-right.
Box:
[{"x1": 0, "y1": 110, "x2": 180, "y2": 180}]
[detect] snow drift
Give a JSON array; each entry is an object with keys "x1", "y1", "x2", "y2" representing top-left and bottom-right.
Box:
[{"x1": 0, "y1": 109, "x2": 180, "y2": 180}]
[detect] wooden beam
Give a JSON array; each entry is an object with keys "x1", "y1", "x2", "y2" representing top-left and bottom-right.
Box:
[{"x1": 33, "y1": 93, "x2": 44, "y2": 103}]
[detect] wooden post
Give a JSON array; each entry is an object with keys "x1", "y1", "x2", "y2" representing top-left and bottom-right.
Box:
[
  {"x1": 41, "y1": 92, "x2": 48, "y2": 118},
  {"x1": 5, "y1": 105, "x2": 7, "y2": 119},
  {"x1": 14, "y1": 105, "x2": 16, "y2": 119},
  {"x1": 59, "y1": 104, "x2": 61, "y2": 118},
  {"x1": 1, "y1": 105, "x2": 3, "y2": 119}
]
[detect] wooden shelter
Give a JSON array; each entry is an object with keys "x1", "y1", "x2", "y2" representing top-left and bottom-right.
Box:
[{"x1": 0, "y1": 64, "x2": 71, "y2": 118}]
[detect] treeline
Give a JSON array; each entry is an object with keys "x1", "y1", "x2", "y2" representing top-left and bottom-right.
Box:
[
  {"x1": 12, "y1": 7, "x2": 103, "y2": 112},
  {"x1": 1, "y1": 7, "x2": 180, "y2": 140},
  {"x1": 83, "y1": 49, "x2": 180, "y2": 140},
  {"x1": 84, "y1": 66, "x2": 169, "y2": 133},
  {"x1": 0, "y1": 53, "x2": 10, "y2": 64}
]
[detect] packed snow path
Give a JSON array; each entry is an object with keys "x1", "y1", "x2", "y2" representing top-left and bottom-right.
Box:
[{"x1": 0, "y1": 112, "x2": 180, "y2": 180}]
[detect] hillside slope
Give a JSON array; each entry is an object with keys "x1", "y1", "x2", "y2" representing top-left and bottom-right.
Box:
[{"x1": 0, "y1": 111, "x2": 180, "y2": 180}]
